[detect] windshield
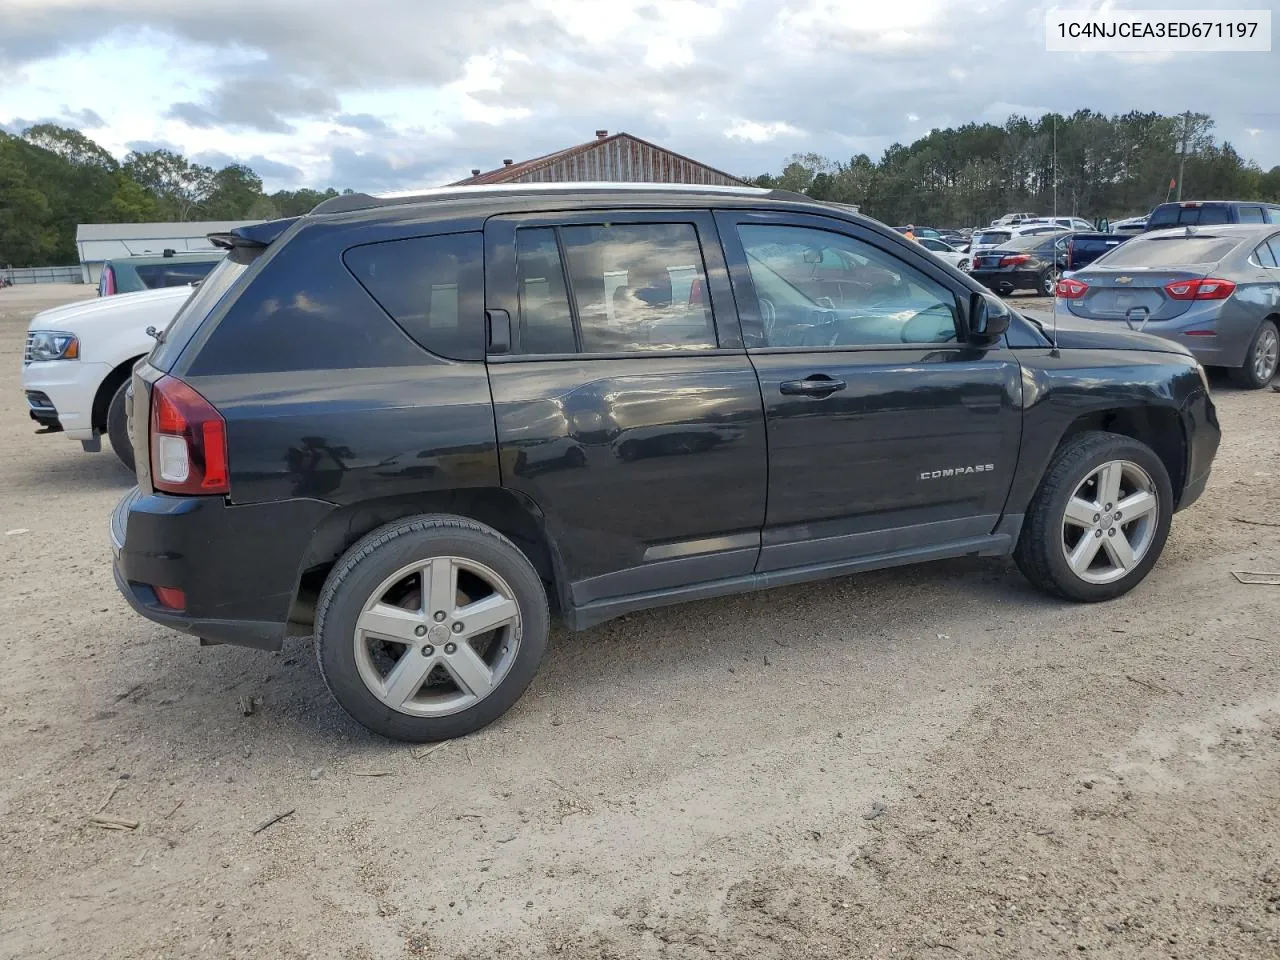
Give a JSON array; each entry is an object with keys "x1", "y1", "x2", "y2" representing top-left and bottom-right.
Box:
[
  {"x1": 974, "y1": 231, "x2": 1011, "y2": 245},
  {"x1": 1093, "y1": 235, "x2": 1240, "y2": 267},
  {"x1": 134, "y1": 259, "x2": 219, "y2": 290},
  {"x1": 1002, "y1": 232, "x2": 1068, "y2": 251},
  {"x1": 148, "y1": 247, "x2": 260, "y2": 369}
]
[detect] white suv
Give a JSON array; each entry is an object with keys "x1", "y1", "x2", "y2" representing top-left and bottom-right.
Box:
[{"x1": 22, "y1": 286, "x2": 192, "y2": 470}]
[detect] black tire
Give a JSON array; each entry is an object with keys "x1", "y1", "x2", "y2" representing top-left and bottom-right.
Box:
[
  {"x1": 1227, "y1": 318, "x2": 1279, "y2": 389},
  {"x1": 1037, "y1": 268, "x2": 1058, "y2": 297},
  {"x1": 1013, "y1": 431, "x2": 1173, "y2": 602},
  {"x1": 315, "y1": 514, "x2": 549, "y2": 742},
  {"x1": 105, "y1": 379, "x2": 135, "y2": 472}
]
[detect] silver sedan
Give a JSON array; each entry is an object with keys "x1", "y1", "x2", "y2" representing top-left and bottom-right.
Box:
[{"x1": 1054, "y1": 223, "x2": 1280, "y2": 388}]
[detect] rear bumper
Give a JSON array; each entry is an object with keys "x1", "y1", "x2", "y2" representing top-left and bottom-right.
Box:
[
  {"x1": 969, "y1": 269, "x2": 1045, "y2": 293},
  {"x1": 110, "y1": 486, "x2": 333, "y2": 650}
]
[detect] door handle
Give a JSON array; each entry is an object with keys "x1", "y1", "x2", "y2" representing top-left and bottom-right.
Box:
[
  {"x1": 779, "y1": 375, "x2": 846, "y2": 397},
  {"x1": 486, "y1": 309, "x2": 512, "y2": 354}
]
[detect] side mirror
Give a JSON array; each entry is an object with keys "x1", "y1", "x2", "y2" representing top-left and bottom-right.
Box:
[{"x1": 968, "y1": 291, "x2": 1011, "y2": 345}]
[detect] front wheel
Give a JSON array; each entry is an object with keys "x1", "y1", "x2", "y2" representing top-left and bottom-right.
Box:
[
  {"x1": 1014, "y1": 431, "x2": 1173, "y2": 602},
  {"x1": 315, "y1": 515, "x2": 549, "y2": 742},
  {"x1": 1228, "y1": 319, "x2": 1278, "y2": 389}
]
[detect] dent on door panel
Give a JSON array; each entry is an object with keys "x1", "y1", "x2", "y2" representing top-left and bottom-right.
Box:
[{"x1": 488, "y1": 355, "x2": 768, "y2": 602}]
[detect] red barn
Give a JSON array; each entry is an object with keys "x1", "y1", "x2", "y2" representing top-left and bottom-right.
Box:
[{"x1": 451, "y1": 130, "x2": 749, "y2": 187}]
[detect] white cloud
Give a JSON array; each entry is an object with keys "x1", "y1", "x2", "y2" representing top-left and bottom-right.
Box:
[
  {"x1": 724, "y1": 120, "x2": 804, "y2": 143},
  {"x1": 0, "y1": 0, "x2": 1275, "y2": 195}
]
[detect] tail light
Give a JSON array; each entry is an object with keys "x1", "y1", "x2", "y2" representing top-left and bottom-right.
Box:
[
  {"x1": 1055, "y1": 278, "x2": 1089, "y2": 299},
  {"x1": 102, "y1": 267, "x2": 116, "y2": 296},
  {"x1": 1065, "y1": 243, "x2": 1074, "y2": 270},
  {"x1": 1164, "y1": 278, "x2": 1236, "y2": 301},
  {"x1": 999, "y1": 254, "x2": 1031, "y2": 267},
  {"x1": 688, "y1": 277, "x2": 705, "y2": 305},
  {"x1": 150, "y1": 375, "x2": 229, "y2": 495}
]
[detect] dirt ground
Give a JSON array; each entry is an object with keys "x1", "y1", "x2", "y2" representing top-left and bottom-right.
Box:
[{"x1": 1, "y1": 284, "x2": 1278, "y2": 960}]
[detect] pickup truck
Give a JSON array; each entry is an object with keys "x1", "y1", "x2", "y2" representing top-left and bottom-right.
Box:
[{"x1": 23, "y1": 286, "x2": 190, "y2": 470}]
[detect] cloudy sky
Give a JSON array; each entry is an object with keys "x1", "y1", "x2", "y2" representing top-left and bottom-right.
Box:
[{"x1": 2, "y1": 0, "x2": 1277, "y2": 193}]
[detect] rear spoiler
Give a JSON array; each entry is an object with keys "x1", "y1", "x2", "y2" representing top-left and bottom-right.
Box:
[{"x1": 207, "y1": 218, "x2": 299, "y2": 250}]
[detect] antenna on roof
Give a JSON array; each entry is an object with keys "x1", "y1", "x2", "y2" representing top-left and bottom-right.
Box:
[{"x1": 1050, "y1": 282, "x2": 1060, "y2": 356}]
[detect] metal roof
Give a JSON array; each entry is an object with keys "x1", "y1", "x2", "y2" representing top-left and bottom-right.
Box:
[{"x1": 450, "y1": 132, "x2": 750, "y2": 187}]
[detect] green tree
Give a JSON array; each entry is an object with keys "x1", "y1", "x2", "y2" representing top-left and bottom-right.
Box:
[
  {"x1": 23, "y1": 124, "x2": 118, "y2": 170},
  {"x1": 201, "y1": 163, "x2": 265, "y2": 219},
  {"x1": 0, "y1": 134, "x2": 57, "y2": 265},
  {"x1": 123, "y1": 149, "x2": 214, "y2": 220}
]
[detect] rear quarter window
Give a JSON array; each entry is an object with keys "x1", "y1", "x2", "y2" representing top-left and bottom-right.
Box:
[
  {"x1": 183, "y1": 228, "x2": 429, "y2": 376},
  {"x1": 343, "y1": 233, "x2": 484, "y2": 361}
]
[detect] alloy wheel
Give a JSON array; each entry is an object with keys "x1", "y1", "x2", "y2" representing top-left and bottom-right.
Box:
[
  {"x1": 1060, "y1": 459, "x2": 1159, "y2": 584},
  {"x1": 353, "y1": 556, "x2": 522, "y2": 717},
  {"x1": 1043, "y1": 270, "x2": 1059, "y2": 296},
  {"x1": 1254, "y1": 325, "x2": 1279, "y2": 383}
]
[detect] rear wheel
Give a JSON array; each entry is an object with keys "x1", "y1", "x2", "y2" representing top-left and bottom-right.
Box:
[
  {"x1": 1228, "y1": 319, "x2": 1278, "y2": 389},
  {"x1": 106, "y1": 379, "x2": 135, "y2": 472},
  {"x1": 1038, "y1": 268, "x2": 1059, "y2": 297},
  {"x1": 315, "y1": 515, "x2": 549, "y2": 742},
  {"x1": 1014, "y1": 431, "x2": 1173, "y2": 602}
]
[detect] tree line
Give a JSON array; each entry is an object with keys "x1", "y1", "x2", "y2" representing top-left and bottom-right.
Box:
[
  {"x1": 3, "y1": 110, "x2": 1279, "y2": 267},
  {"x1": 752, "y1": 110, "x2": 1280, "y2": 228},
  {"x1": 0, "y1": 125, "x2": 344, "y2": 267}
]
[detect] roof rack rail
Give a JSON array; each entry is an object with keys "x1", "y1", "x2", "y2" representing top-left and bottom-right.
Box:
[{"x1": 308, "y1": 181, "x2": 816, "y2": 216}]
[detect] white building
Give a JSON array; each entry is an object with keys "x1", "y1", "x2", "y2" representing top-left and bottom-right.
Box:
[{"x1": 74, "y1": 221, "x2": 263, "y2": 283}]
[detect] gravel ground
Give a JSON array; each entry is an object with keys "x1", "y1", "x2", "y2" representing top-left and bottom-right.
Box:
[{"x1": 2, "y1": 285, "x2": 1278, "y2": 960}]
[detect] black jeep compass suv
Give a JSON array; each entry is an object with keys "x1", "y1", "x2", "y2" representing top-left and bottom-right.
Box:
[{"x1": 110, "y1": 183, "x2": 1220, "y2": 742}]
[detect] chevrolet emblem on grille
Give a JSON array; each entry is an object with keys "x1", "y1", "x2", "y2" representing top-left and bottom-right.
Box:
[{"x1": 1116, "y1": 276, "x2": 1133, "y2": 284}]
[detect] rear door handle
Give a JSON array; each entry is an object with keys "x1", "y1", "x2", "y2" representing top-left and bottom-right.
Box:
[{"x1": 779, "y1": 375, "x2": 846, "y2": 397}]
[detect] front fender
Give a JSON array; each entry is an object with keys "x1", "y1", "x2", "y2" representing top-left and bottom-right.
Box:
[{"x1": 1005, "y1": 348, "x2": 1211, "y2": 516}]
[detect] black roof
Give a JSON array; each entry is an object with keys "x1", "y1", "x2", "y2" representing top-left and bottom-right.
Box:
[{"x1": 223, "y1": 182, "x2": 900, "y2": 250}]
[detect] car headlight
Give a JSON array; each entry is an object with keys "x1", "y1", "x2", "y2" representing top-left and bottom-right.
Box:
[{"x1": 26, "y1": 331, "x2": 80, "y2": 362}]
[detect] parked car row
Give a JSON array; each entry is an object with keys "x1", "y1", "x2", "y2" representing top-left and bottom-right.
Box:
[
  {"x1": 954, "y1": 205, "x2": 1280, "y2": 392},
  {"x1": 1055, "y1": 223, "x2": 1280, "y2": 389}
]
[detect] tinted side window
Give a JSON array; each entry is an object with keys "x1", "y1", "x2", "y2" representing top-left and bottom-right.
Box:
[
  {"x1": 1192, "y1": 205, "x2": 1232, "y2": 225},
  {"x1": 187, "y1": 231, "x2": 423, "y2": 376},
  {"x1": 1268, "y1": 208, "x2": 1280, "y2": 225},
  {"x1": 1146, "y1": 205, "x2": 1177, "y2": 229},
  {"x1": 561, "y1": 223, "x2": 716, "y2": 352},
  {"x1": 344, "y1": 233, "x2": 484, "y2": 361},
  {"x1": 1265, "y1": 238, "x2": 1280, "y2": 266},
  {"x1": 513, "y1": 223, "x2": 718, "y2": 355},
  {"x1": 514, "y1": 228, "x2": 577, "y2": 355},
  {"x1": 1238, "y1": 206, "x2": 1266, "y2": 224},
  {"x1": 1255, "y1": 242, "x2": 1279, "y2": 268},
  {"x1": 736, "y1": 224, "x2": 958, "y2": 347},
  {"x1": 113, "y1": 264, "x2": 146, "y2": 294}
]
